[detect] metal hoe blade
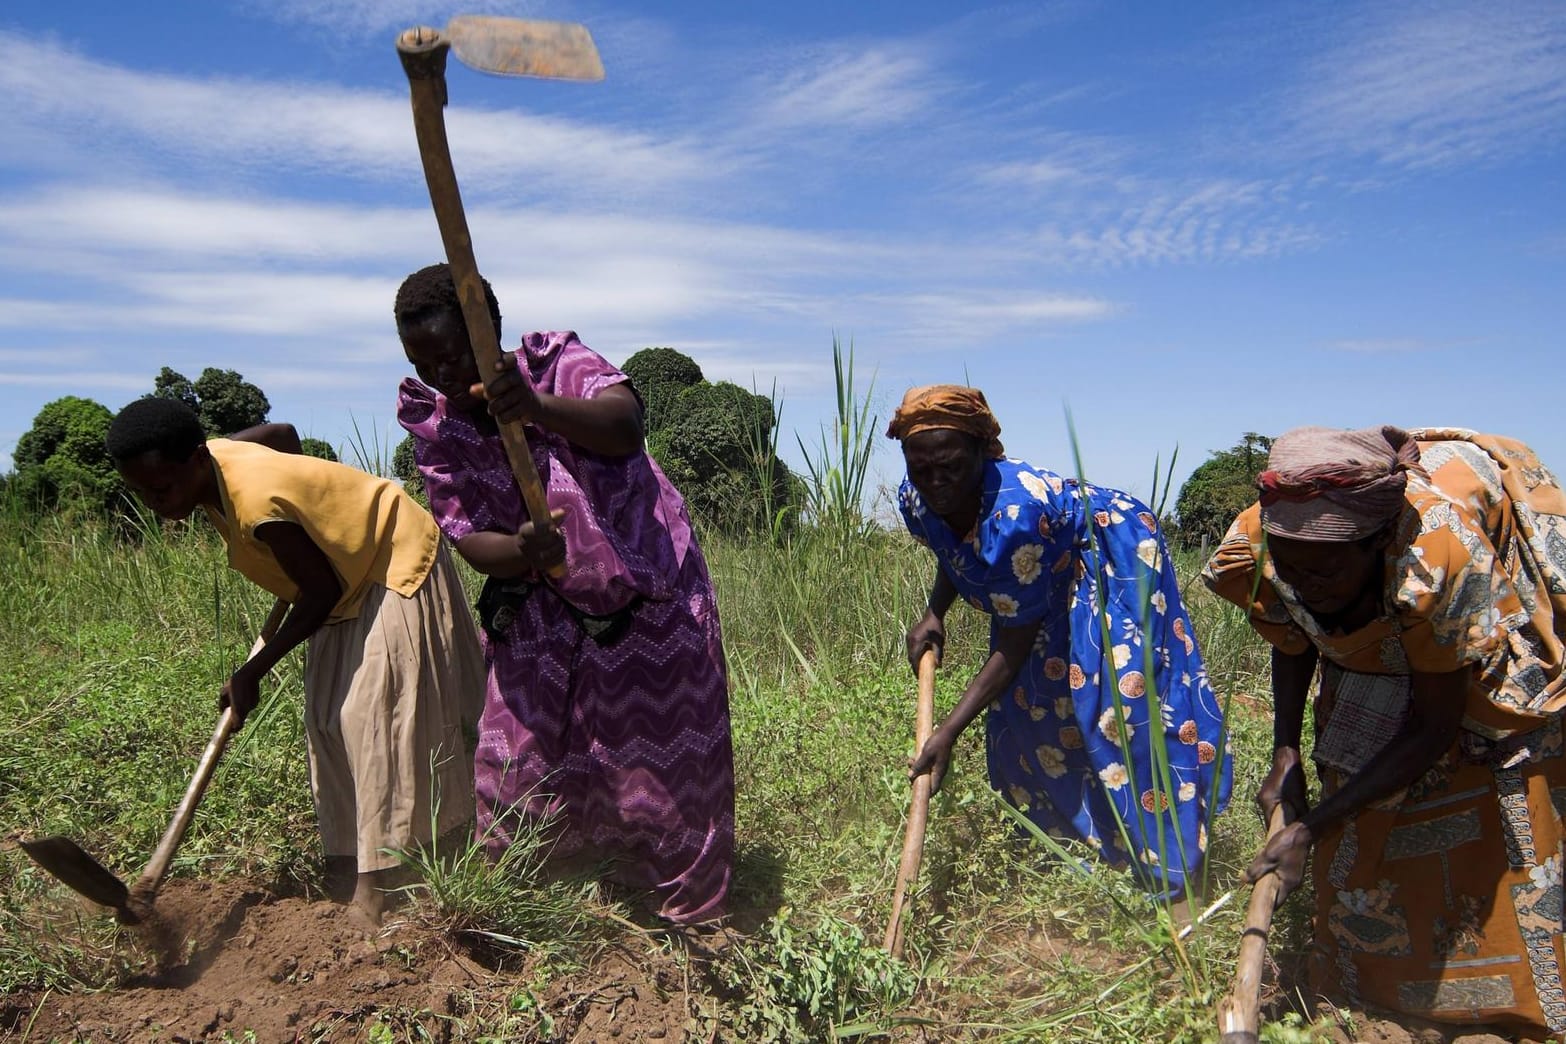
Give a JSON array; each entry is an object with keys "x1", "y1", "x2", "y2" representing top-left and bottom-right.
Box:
[
  {"x1": 447, "y1": 16, "x2": 604, "y2": 81},
  {"x1": 19, "y1": 835, "x2": 131, "y2": 913}
]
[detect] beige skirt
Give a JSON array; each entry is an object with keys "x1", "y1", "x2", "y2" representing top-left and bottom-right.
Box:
[{"x1": 303, "y1": 543, "x2": 483, "y2": 872}]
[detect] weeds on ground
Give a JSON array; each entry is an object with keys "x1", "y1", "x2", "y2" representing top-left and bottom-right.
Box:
[
  {"x1": 397, "y1": 787, "x2": 612, "y2": 968},
  {"x1": 716, "y1": 907, "x2": 919, "y2": 1042}
]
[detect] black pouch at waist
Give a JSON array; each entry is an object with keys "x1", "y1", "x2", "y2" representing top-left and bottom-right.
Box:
[{"x1": 475, "y1": 576, "x2": 642, "y2": 648}]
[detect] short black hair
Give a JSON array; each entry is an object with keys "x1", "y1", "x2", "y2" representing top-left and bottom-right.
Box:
[
  {"x1": 106, "y1": 397, "x2": 207, "y2": 463},
  {"x1": 394, "y1": 263, "x2": 502, "y2": 341}
]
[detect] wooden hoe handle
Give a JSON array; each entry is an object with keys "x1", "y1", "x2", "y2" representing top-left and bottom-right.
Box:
[
  {"x1": 134, "y1": 597, "x2": 290, "y2": 900},
  {"x1": 1217, "y1": 803, "x2": 1294, "y2": 1043},
  {"x1": 397, "y1": 31, "x2": 563, "y2": 577},
  {"x1": 884, "y1": 647, "x2": 939, "y2": 957}
]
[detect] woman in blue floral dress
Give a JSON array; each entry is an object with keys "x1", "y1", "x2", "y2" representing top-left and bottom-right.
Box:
[{"x1": 890, "y1": 385, "x2": 1231, "y2": 896}]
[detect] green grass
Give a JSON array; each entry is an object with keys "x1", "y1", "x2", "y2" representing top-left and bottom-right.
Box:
[{"x1": 0, "y1": 452, "x2": 1316, "y2": 1041}]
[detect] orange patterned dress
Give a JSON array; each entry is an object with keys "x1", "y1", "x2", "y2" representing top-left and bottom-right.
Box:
[{"x1": 1204, "y1": 429, "x2": 1566, "y2": 1037}]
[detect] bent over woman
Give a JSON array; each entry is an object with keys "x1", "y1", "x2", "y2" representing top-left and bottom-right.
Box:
[
  {"x1": 890, "y1": 384, "x2": 1231, "y2": 897},
  {"x1": 393, "y1": 263, "x2": 734, "y2": 924},
  {"x1": 1204, "y1": 425, "x2": 1566, "y2": 1038}
]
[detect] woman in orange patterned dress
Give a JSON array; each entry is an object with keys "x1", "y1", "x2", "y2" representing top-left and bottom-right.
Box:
[{"x1": 1204, "y1": 426, "x2": 1566, "y2": 1037}]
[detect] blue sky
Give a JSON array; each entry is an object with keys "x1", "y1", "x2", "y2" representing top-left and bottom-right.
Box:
[{"x1": 2, "y1": 0, "x2": 1563, "y2": 511}]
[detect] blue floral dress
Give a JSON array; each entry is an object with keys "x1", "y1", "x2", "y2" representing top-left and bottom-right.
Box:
[{"x1": 900, "y1": 457, "x2": 1232, "y2": 893}]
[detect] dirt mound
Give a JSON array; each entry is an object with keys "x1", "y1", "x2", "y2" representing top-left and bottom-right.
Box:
[{"x1": 1, "y1": 880, "x2": 696, "y2": 1042}]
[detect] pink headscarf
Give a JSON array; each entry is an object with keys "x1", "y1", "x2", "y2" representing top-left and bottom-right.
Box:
[{"x1": 1258, "y1": 425, "x2": 1425, "y2": 541}]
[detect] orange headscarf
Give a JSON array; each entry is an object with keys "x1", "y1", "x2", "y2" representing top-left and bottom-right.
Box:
[{"x1": 885, "y1": 384, "x2": 1005, "y2": 459}]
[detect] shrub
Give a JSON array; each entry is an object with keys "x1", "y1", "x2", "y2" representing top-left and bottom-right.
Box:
[
  {"x1": 299, "y1": 438, "x2": 338, "y2": 462},
  {"x1": 621, "y1": 346, "x2": 704, "y2": 435},
  {"x1": 10, "y1": 396, "x2": 122, "y2": 513}
]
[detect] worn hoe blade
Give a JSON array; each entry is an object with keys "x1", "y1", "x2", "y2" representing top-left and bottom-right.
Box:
[
  {"x1": 20, "y1": 835, "x2": 131, "y2": 912},
  {"x1": 446, "y1": 15, "x2": 604, "y2": 80}
]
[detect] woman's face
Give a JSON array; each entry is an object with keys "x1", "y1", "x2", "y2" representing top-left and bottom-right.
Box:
[
  {"x1": 1265, "y1": 530, "x2": 1387, "y2": 616},
  {"x1": 902, "y1": 428, "x2": 986, "y2": 521},
  {"x1": 117, "y1": 448, "x2": 210, "y2": 521},
  {"x1": 400, "y1": 308, "x2": 481, "y2": 413}
]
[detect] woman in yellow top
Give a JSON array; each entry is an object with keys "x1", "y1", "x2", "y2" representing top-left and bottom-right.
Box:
[
  {"x1": 1203, "y1": 425, "x2": 1566, "y2": 1038},
  {"x1": 106, "y1": 396, "x2": 483, "y2": 922}
]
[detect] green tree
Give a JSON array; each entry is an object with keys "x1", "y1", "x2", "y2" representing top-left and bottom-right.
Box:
[
  {"x1": 392, "y1": 435, "x2": 427, "y2": 507},
  {"x1": 1173, "y1": 432, "x2": 1273, "y2": 549},
  {"x1": 663, "y1": 380, "x2": 795, "y2": 532},
  {"x1": 10, "y1": 396, "x2": 122, "y2": 512},
  {"x1": 152, "y1": 367, "x2": 199, "y2": 413},
  {"x1": 299, "y1": 437, "x2": 338, "y2": 462},
  {"x1": 152, "y1": 366, "x2": 270, "y2": 436},
  {"x1": 621, "y1": 347, "x2": 704, "y2": 436}
]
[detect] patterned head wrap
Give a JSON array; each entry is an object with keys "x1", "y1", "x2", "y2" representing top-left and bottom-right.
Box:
[
  {"x1": 1258, "y1": 425, "x2": 1425, "y2": 541},
  {"x1": 885, "y1": 384, "x2": 1005, "y2": 459}
]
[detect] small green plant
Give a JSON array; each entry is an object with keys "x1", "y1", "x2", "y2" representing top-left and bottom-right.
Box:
[
  {"x1": 1259, "y1": 1008, "x2": 1349, "y2": 1043},
  {"x1": 717, "y1": 908, "x2": 917, "y2": 1042},
  {"x1": 395, "y1": 783, "x2": 610, "y2": 965}
]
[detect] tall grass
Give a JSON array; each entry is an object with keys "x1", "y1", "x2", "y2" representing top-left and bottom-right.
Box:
[
  {"x1": 0, "y1": 349, "x2": 1311, "y2": 1039},
  {"x1": 795, "y1": 336, "x2": 878, "y2": 541}
]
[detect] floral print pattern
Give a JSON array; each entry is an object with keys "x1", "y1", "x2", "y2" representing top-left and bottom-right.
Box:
[{"x1": 900, "y1": 458, "x2": 1231, "y2": 895}]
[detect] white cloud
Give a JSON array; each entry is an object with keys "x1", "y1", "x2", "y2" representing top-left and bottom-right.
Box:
[
  {"x1": 1010, "y1": 178, "x2": 1321, "y2": 267},
  {"x1": 1283, "y1": 1, "x2": 1566, "y2": 169},
  {"x1": 0, "y1": 38, "x2": 727, "y2": 199},
  {"x1": 0, "y1": 178, "x2": 1115, "y2": 409},
  {"x1": 755, "y1": 45, "x2": 945, "y2": 131},
  {"x1": 0, "y1": 371, "x2": 147, "y2": 389},
  {"x1": 233, "y1": 0, "x2": 565, "y2": 37},
  {"x1": 1328, "y1": 336, "x2": 1476, "y2": 354}
]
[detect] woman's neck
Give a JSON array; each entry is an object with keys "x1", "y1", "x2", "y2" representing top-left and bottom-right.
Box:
[
  {"x1": 940, "y1": 503, "x2": 980, "y2": 540},
  {"x1": 1310, "y1": 577, "x2": 1383, "y2": 634}
]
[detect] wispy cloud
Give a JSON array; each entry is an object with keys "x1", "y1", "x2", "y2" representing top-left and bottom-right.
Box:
[
  {"x1": 995, "y1": 176, "x2": 1323, "y2": 267},
  {"x1": 752, "y1": 44, "x2": 946, "y2": 132},
  {"x1": 0, "y1": 37, "x2": 727, "y2": 199},
  {"x1": 0, "y1": 180, "x2": 1111, "y2": 384},
  {"x1": 1282, "y1": 0, "x2": 1566, "y2": 170},
  {"x1": 1328, "y1": 336, "x2": 1476, "y2": 354},
  {"x1": 233, "y1": 0, "x2": 562, "y2": 37}
]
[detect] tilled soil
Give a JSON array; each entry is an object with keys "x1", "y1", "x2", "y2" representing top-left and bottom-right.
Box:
[
  {"x1": 0, "y1": 880, "x2": 698, "y2": 1042},
  {"x1": 0, "y1": 879, "x2": 1543, "y2": 1042}
]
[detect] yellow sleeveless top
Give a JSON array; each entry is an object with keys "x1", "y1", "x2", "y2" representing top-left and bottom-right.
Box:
[{"x1": 201, "y1": 439, "x2": 440, "y2": 622}]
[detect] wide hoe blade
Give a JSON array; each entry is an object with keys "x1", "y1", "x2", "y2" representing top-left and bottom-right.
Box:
[
  {"x1": 20, "y1": 836, "x2": 130, "y2": 910},
  {"x1": 447, "y1": 16, "x2": 605, "y2": 81}
]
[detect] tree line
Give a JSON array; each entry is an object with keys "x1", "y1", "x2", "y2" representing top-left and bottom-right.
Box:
[{"x1": 3, "y1": 351, "x2": 1271, "y2": 543}]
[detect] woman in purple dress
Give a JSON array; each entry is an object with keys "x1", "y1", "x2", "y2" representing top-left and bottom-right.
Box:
[{"x1": 393, "y1": 263, "x2": 734, "y2": 924}]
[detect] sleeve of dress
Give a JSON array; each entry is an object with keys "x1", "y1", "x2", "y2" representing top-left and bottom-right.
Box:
[
  {"x1": 1200, "y1": 504, "x2": 1313, "y2": 656},
  {"x1": 1392, "y1": 504, "x2": 1525, "y2": 673},
  {"x1": 411, "y1": 435, "x2": 481, "y2": 543},
  {"x1": 896, "y1": 480, "x2": 932, "y2": 547},
  {"x1": 546, "y1": 333, "x2": 630, "y2": 401},
  {"x1": 975, "y1": 481, "x2": 1070, "y2": 629}
]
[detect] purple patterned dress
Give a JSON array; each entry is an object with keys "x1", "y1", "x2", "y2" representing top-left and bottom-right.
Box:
[{"x1": 397, "y1": 331, "x2": 734, "y2": 923}]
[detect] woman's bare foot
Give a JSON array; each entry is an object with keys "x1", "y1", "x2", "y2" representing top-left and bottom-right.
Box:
[{"x1": 349, "y1": 866, "x2": 411, "y2": 927}]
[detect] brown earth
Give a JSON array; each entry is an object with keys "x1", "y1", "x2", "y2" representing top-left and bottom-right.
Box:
[
  {"x1": 0, "y1": 880, "x2": 706, "y2": 1043},
  {"x1": 1, "y1": 880, "x2": 1548, "y2": 1043}
]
